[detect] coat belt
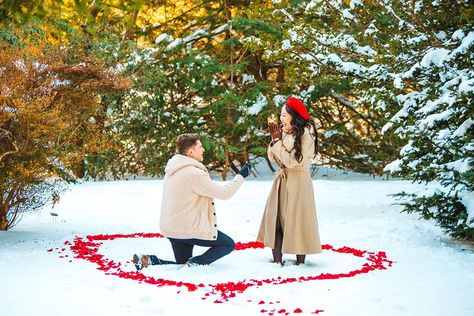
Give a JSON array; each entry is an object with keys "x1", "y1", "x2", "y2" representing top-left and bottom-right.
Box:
[{"x1": 275, "y1": 166, "x2": 305, "y2": 179}]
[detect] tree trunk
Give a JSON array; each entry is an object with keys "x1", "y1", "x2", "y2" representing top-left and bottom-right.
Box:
[
  {"x1": 222, "y1": 139, "x2": 230, "y2": 181},
  {"x1": 72, "y1": 160, "x2": 86, "y2": 179},
  {"x1": 0, "y1": 206, "x2": 8, "y2": 230},
  {"x1": 123, "y1": 9, "x2": 139, "y2": 41}
]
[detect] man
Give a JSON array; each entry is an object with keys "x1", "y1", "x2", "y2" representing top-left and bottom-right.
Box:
[{"x1": 133, "y1": 133, "x2": 250, "y2": 269}]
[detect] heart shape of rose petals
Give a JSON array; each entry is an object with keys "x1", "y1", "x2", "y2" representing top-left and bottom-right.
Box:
[{"x1": 55, "y1": 233, "x2": 393, "y2": 314}]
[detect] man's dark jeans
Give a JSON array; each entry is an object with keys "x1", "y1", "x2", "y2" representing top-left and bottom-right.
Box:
[{"x1": 149, "y1": 230, "x2": 235, "y2": 265}]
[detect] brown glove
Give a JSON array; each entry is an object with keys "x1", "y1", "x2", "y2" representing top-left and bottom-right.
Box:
[{"x1": 268, "y1": 123, "x2": 282, "y2": 142}]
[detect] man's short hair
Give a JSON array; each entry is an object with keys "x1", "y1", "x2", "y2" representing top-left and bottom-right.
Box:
[{"x1": 176, "y1": 133, "x2": 200, "y2": 155}]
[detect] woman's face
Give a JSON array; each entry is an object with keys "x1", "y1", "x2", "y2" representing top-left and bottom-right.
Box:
[{"x1": 280, "y1": 106, "x2": 293, "y2": 132}]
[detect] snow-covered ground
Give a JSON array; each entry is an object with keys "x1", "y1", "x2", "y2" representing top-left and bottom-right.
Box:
[{"x1": 1, "y1": 178, "x2": 473, "y2": 316}]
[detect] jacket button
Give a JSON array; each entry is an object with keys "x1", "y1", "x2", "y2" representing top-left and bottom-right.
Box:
[
  {"x1": 214, "y1": 224, "x2": 217, "y2": 227},
  {"x1": 212, "y1": 202, "x2": 214, "y2": 205},
  {"x1": 213, "y1": 236, "x2": 216, "y2": 239},
  {"x1": 213, "y1": 213, "x2": 216, "y2": 216}
]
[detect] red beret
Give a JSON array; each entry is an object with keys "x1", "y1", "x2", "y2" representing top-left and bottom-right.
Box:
[{"x1": 286, "y1": 97, "x2": 310, "y2": 120}]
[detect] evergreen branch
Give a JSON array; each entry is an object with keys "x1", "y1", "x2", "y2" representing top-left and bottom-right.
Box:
[
  {"x1": 0, "y1": 149, "x2": 17, "y2": 163},
  {"x1": 321, "y1": 0, "x2": 365, "y2": 32},
  {"x1": 328, "y1": 93, "x2": 378, "y2": 133},
  {"x1": 299, "y1": 28, "x2": 376, "y2": 60}
]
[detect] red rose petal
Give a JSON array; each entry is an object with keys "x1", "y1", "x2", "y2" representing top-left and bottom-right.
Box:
[{"x1": 57, "y1": 232, "x2": 392, "y2": 316}]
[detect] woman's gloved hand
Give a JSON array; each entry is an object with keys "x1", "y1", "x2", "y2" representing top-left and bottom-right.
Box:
[{"x1": 268, "y1": 123, "x2": 282, "y2": 142}]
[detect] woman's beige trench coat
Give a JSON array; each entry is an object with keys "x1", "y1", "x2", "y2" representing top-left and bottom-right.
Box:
[{"x1": 257, "y1": 125, "x2": 322, "y2": 254}]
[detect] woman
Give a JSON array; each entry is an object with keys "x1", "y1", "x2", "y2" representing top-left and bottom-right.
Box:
[{"x1": 257, "y1": 96, "x2": 322, "y2": 265}]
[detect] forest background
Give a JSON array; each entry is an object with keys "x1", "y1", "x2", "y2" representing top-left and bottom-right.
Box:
[{"x1": 0, "y1": 0, "x2": 472, "y2": 240}]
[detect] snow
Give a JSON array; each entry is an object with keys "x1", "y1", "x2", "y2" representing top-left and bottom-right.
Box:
[
  {"x1": 326, "y1": 53, "x2": 365, "y2": 73},
  {"x1": 452, "y1": 30, "x2": 465, "y2": 41},
  {"x1": 2, "y1": 106, "x2": 17, "y2": 113},
  {"x1": 400, "y1": 140, "x2": 415, "y2": 156},
  {"x1": 247, "y1": 93, "x2": 268, "y2": 115},
  {"x1": 416, "y1": 187, "x2": 442, "y2": 198},
  {"x1": 12, "y1": 60, "x2": 26, "y2": 71},
  {"x1": 281, "y1": 39, "x2": 292, "y2": 50},
  {"x1": 444, "y1": 158, "x2": 471, "y2": 173},
  {"x1": 288, "y1": 29, "x2": 301, "y2": 42},
  {"x1": 383, "y1": 160, "x2": 402, "y2": 173},
  {"x1": 460, "y1": 191, "x2": 474, "y2": 224},
  {"x1": 341, "y1": 9, "x2": 354, "y2": 19},
  {"x1": 155, "y1": 33, "x2": 173, "y2": 44},
  {"x1": 33, "y1": 62, "x2": 48, "y2": 71},
  {"x1": 393, "y1": 76, "x2": 403, "y2": 89},
  {"x1": 418, "y1": 93, "x2": 456, "y2": 114},
  {"x1": 414, "y1": 1, "x2": 423, "y2": 14},
  {"x1": 184, "y1": 28, "x2": 208, "y2": 43},
  {"x1": 402, "y1": 62, "x2": 420, "y2": 78},
  {"x1": 435, "y1": 128, "x2": 451, "y2": 141},
  {"x1": 241, "y1": 36, "x2": 263, "y2": 47},
  {"x1": 436, "y1": 31, "x2": 447, "y2": 41},
  {"x1": 242, "y1": 74, "x2": 256, "y2": 84},
  {"x1": 349, "y1": 0, "x2": 363, "y2": 9},
  {"x1": 51, "y1": 79, "x2": 71, "y2": 87},
  {"x1": 420, "y1": 48, "x2": 450, "y2": 67},
  {"x1": 301, "y1": 85, "x2": 315, "y2": 98},
  {"x1": 324, "y1": 130, "x2": 343, "y2": 138},
  {"x1": 277, "y1": 8, "x2": 294, "y2": 22},
  {"x1": 1, "y1": 178, "x2": 473, "y2": 316},
  {"x1": 166, "y1": 38, "x2": 183, "y2": 50},
  {"x1": 449, "y1": 31, "x2": 474, "y2": 57},
  {"x1": 452, "y1": 118, "x2": 474, "y2": 138},
  {"x1": 212, "y1": 24, "x2": 228, "y2": 35},
  {"x1": 405, "y1": 31, "x2": 474, "y2": 73},
  {"x1": 305, "y1": 1, "x2": 319, "y2": 11},
  {"x1": 364, "y1": 23, "x2": 378, "y2": 35},
  {"x1": 273, "y1": 95, "x2": 287, "y2": 107},
  {"x1": 458, "y1": 77, "x2": 474, "y2": 93},
  {"x1": 419, "y1": 109, "x2": 453, "y2": 128}
]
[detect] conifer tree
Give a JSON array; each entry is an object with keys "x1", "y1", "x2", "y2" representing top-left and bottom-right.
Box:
[
  {"x1": 237, "y1": 0, "x2": 404, "y2": 175},
  {"x1": 87, "y1": 0, "x2": 273, "y2": 179},
  {"x1": 239, "y1": 0, "x2": 473, "y2": 239},
  {"x1": 381, "y1": 1, "x2": 474, "y2": 240}
]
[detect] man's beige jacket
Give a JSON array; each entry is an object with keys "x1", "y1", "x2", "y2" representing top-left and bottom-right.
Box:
[{"x1": 160, "y1": 154, "x2": 244, "y2": 240}]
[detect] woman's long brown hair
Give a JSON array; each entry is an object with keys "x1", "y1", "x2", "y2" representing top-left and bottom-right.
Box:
[{"x1": 285, "y1": 105, "x2": 318, "y2": 163}]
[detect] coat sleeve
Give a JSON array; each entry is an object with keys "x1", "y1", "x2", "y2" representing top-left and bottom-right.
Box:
[
  {"x1": 267, "y1": 144, "x2": 274, "y2": 162},
  {"x1": 191, "y1": 170, "x2": 244, "y2": 200},
  {"x1": 269, "y1": 131, "x2": 314, "y2": 168},
  {"x1": 267, "y1": 143, "x2": 278, "y2": 162}
]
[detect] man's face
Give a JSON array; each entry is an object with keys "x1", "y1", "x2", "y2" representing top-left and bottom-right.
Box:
[{"x1": 187, "y1": 140, "x2": 205, "y2": 162}]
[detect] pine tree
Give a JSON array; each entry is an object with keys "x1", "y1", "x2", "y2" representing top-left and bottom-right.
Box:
[
  {"x1": 382, "y1": 1, "x2": 474, "y2": 240},
  {"x1": 236, "y1": 0, "x2": 404, "y2": 175},
  {"x1": 86, "y1": 0, "x2": 274, "y2": 179},
  {"x1": 239, "y1": 0, "x2": 473, "y2": 239}
]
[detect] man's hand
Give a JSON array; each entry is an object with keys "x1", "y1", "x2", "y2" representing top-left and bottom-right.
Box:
[
  {"x1": 268, "y1": 123, "x2": 282, "y2": 141},
  {"x1": 238, "y1": 163, "x2": 251, "y2": 178}
]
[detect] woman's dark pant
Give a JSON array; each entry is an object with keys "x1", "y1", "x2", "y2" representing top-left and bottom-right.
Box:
[
  {"x1": 272, "y1": 216, "x2": 306, "y2": 265},
  {"x1": 149, "y1": 230, "x2": 235, "y2": 265}
]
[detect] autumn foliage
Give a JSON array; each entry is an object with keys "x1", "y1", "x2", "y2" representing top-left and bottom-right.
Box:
[{"x1": 0, "y1": 42, "x2": 128, "y2": 230}]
